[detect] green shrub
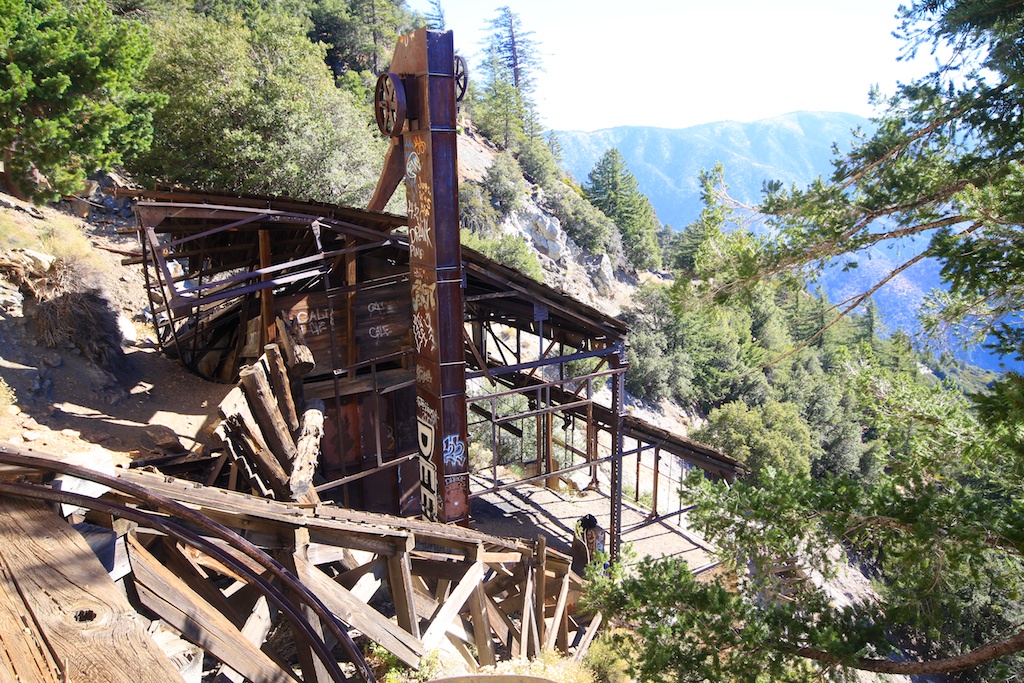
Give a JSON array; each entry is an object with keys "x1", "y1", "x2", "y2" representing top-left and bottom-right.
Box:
[
  {"x1": 482, "y1": 151, "x2": 526, "y2": 216},
  {"x1": 461, "y1": 229, "x2": 542, "y2": 281}
]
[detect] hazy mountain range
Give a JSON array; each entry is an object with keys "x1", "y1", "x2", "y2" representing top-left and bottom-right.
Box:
[{"x1": 554, "y1": 112, "x2": 1005, "y2": 372}]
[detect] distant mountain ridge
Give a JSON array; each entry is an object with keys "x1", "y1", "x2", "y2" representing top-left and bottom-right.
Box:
[
  {"x1": 554, "y1": 112, "x2": 1008, "y2": 373},
  {"x1": 554, "y1": 111, "x2": 871, "y2": 229}
]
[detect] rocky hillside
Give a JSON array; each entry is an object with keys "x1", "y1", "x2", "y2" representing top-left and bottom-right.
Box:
[{"x1": 457, "y1": 129, "x2": 638, "y2": 317}]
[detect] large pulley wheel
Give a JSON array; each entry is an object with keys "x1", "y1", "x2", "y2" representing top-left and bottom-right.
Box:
[
  {"x1": 374, "y1": 72, "x2": 406, "y2": 137},
  {"x1": 454, "y1": 55, "x2": 468, "y2": 102}
]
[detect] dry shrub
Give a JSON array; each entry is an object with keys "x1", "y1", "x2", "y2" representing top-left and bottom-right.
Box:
[
  {"x1": 34, "y1": 287, "x2": 123, "y2": 371},
  {"x1": 481, "y1": 649, "x2": 596, "y2": 683}
]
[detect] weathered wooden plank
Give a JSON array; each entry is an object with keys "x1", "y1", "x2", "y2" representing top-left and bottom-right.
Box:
[
  {"x1": 239, "y1": 362, "x2": 299, "y2": 470},
  {"x1": 421, "y1": 561, "x2": 486, "y2": 651},
  {"x1": 0, "y1": 498, "x2": 182, "y2": 683},
  {"x1": 0, "y1": 546, "x2": 62, "y2": 683},
  {"x1": 544, "y1": 572, "x2": 571, "y2": 653},
  {"x1": 483, "y1": 591, "x2": 518, "y2": 655},
  {"x1": 520, "y1": 560, "x2": 535, "y2": 660},
  {"x1": 469, "y1": 584, "x2": 496, "y2": 667},
  {"x1": 157, "y1": 539, "x2": 245, "y2": 629},
  {"x1": 292, "y1": 554, "x2": 423, "y2": 667},
  {"x1": 386, "y1": 552, "x2": 421, "y2": 639},
  {"x1": 275, "y1": 316, "x2": 315, "y2": 377},
  {"x1": 127, "y1": 534, "x2": 298, "y2": 683},
  {"x1": 282, "y1": 534, "x2": 334, "y2": 683},
  {"x1": 220, "y1": 596, "x2": 273, "y2": 683},
  {"x1": 264, "y1": 344, "x2": 299, "y2": 432},
  {"x1": 571, "y1": 612, "x2": 603, "y2": 662},
  {"x1": 114, "y1": 468, "x2": 413, "y2": 557}
]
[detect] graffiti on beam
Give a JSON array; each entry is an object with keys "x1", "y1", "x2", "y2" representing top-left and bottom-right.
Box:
[
  {"x1": 443, "y1": 473, "x2": 469, "y2": 523},
  {"x1": 406, "y1": 138, "x2": 432, "y2": 261},
  {"x1": 417, "y1": 416, "x2": 439, "y2": 522},
  {"x1": 442, "y1": 434, "x2": 466, "y2": 470},
  {"x1": 416, "y1": 365, "x2": 432, "y2": 386},
  {"x1": 416, "y1": 396, "x2": 438, "y2": 427},
  {"x1": 411, "y1": 268, "x2": 437, "y2": 354}
]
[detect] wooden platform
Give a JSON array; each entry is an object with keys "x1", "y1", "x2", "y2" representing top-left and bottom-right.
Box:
[{"x1": 0, "y1": 497, "x2": 182, "y2": 682}]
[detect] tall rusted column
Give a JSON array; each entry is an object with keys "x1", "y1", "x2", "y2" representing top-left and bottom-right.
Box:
[
  {"x1": 390, "y1": 30, "x2": 469, "y2": 524},
  {"x1": 609, "y1": 342, "x2": 627, "y2": 562}
]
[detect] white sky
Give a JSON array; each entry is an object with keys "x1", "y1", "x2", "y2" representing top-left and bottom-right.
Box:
[{"x1": 406, "y1": 0, "x2": 933, "y2": 132}]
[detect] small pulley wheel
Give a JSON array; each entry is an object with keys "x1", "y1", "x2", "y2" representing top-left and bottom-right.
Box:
[
  {"x1": 374, "y1": 72, "x2": 407, "y2": 137},
  {"x1": 454, "y1": 55, "x2": 468, "y2": 102}
]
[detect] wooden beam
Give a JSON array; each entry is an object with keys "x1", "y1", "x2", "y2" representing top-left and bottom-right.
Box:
[
  {"x1": 275, "y1": 316, "x2": 315, "y2": 377},
  {"x1": 220, "y1": 595, "x2": 274, "y2": 683},
  {"x1": 421, "y1": 561, "x2": 486, "y2": 652},
  {"x1": 113, "y1": 468, "x2": 413, "y2": 557},
  {"x1": 469, "y1": 584, "x2": 496, "y2": 667},
  {"x1": 0, "y1": 499, "x2": 183, "y2": 683},
  {"x1": 264, "y1": 344, "x2": 299, "y2": 432},
  {"x1": 571, "y1": 612, "x2": 603, "y2": 662},
  {"x1": 535, "y1": 535, "x2": 547, "y2": 649},
  {"x1": 0, "y1": 543, "x2": 62, "y2": 682},
  {"x1": 128, "y1": 536, "x2": 297, "y2": 683},
  {"x1": 386, "y1": 552, "x2": 421, "y2": 639},
  {"x1": 483, "y1": 591, "x2": 518, "y2": 656},
  {"x1": 520, "y1": 559, "x2": 535, "y2": 660},
  {"x1": 293, "y1": 554, "x2": 423, "y2": 668},
  {"x1": 544, "y1": 571, "x2": 571, "y2": 653},
  {"x1": 239, "y1": 362, "x2": 299, "y2": 470},
  {"x1": 283, "y1": 533, "x2": 334, "y2": 683}
]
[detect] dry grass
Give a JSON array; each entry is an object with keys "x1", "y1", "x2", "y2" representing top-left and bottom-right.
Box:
[
  {"x1": 0, "y1": 377, "x2": 14, "y2": 408},
  {"x1": 0, "y1": 206, "x2": 104, "y2": 280},
  {"x1": 0, "y1": 205, "x2": 124, "y2": 372},
  {"x1": 477, "y1": 650, "x2": 596, "y2": 683}
]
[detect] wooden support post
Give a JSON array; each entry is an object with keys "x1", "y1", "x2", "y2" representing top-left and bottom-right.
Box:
[
  {"x1": 421, "y1": 561, "x2": 485, "y2": 651},
  {"x1": 291, "y1": 400, "x2": 325, "y2": 505},
  {"x1": 386, "y1": 553, "x2": 421, "y2": 639},
  {"x1": 484, "y1": 591, "x2": 518, "y2": 655},
  {"x1": 264, "y1": 344, "x2": 299, "y2": 432},
  {"x1": 275, "y1": 316, "x2": 315, "y2": 377},
  {"x1": 535, "y1": 535, "x2": 547, "y2": 649},
  {"x1": 259, "y1": 229, "x2": 275, "y2": 348},
  {"x1": 468, "y1": 584, "x2": 496, "y2": 667},
  {"x1": 545, "y1": 572, "x2": 571, "y2": 653},
  {"x1": 239, "y1": 363, "x2": 298, "y2": 470},
  {"x1": 572, "y1": 612, "x2": 603, "y2": 662},
  {"x1": 520, "y1": 558, "x2": 534, "y2": 660},
  {"x1": 221, "y1": 596, "x2": 274, "y2": 683},
  {"x1": 294, "y1": 555, "x2": 423, "y2": 668},
  {"x1": 284, "y1": 530, "x2": 333, "y2": 683}
]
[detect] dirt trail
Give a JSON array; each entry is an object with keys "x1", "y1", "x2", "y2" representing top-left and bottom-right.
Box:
[{"x1": 0, "y1": 196, "x2": 231, "y2": 462}]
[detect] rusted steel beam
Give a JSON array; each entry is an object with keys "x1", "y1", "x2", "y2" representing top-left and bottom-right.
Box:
[{"x1": 369, "y1": 29, "x2": 468, "y2": 524}]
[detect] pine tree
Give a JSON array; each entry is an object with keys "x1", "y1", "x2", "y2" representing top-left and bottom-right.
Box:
[
  {"x1": 486, "y1": 6, "x2": 540, "y2": 94},
  {"x1": 0, "y1": 0, "x2": 157, "y2": 201},
  {"x1": 584, "y1": 148, "x2": 661, "y2": 270},
  {"x1": 424, "y1": 0, "x2": 444, "y2": 30}
]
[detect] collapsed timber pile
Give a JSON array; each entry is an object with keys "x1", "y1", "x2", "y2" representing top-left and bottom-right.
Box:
[{"x1": 0, "y1": 319, "x2": 598, "y2": 682}]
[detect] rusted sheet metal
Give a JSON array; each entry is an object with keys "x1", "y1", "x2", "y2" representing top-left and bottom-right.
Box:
[
  {"x1": 354, "y1": 283, "x2": 412, "y2": 362},
  {"x1": 275, "y1": 292, "x2": 347, "y2": 372}
]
